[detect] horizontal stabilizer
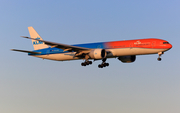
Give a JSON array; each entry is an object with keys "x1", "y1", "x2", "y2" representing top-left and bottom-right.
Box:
[{"x1": 11, "y1": 49, "x2": 41, "y2": 54}]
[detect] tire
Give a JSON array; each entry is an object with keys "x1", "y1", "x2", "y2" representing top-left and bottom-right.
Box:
[
  {"x1": 89, "y1": 61, "x2": 92, "y2": 64},
  {"x1": 157, "y1": 58, "x2": 162, "y2": 61},
  {"x1": 98, "y1": 64, "x2": 103, "y2": 68},
  {"x1": 81, "y1": 62, "x2": 86, "y2": 66}
]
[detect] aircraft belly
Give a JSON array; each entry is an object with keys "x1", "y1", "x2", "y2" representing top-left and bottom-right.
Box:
[
  {"x1": 47, "y1": 53, "x2": 79, "y2": 61},
  {"x1": 33, "y1": 53, "x2": 80, "y2": 61}
]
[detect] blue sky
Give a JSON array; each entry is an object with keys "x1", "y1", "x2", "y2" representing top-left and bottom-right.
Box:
[{"x1": 0, "y1": 0, "x2": 180, "y2": 113}]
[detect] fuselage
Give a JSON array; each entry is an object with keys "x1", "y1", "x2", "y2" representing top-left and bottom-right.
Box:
[{"x1": 29, "y1": 38, "x2": 172, "y2": 61}]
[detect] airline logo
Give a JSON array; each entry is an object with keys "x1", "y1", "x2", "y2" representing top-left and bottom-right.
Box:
[
  {"x1": 134, "y1": 41, "x2": 150, "y2": 46},
  {"x1": 134, "y1": 41, "x2": 141, "y2": 45},
  {"x1": 33, "y1": 37, "x2": 43, "y2": 45}
]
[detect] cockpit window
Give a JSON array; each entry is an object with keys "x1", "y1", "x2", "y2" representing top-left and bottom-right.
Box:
[{"x1": 163, "y1": 42, "x2": 169, "y2": 44}]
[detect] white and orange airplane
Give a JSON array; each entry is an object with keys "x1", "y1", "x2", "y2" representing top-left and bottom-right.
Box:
[{"x1": 12, "y1": 27, "x2": 172, "y2": 68}]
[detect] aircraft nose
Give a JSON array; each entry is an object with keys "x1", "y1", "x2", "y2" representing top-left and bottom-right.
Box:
[{"x1": 168, "y1": 43, "x2": 172, "y2": 49}]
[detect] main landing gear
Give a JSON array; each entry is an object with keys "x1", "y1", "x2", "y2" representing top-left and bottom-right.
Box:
[
  {"x1": 81, "y1": 55, "x2": 93, "y2": 66},
  {"x1": 157, "y1": 52, "x2": 164, "y2": 61},
  {"x1": 98, "y1": 62, "x2": 109, "y2": 68},
  {"x1": 98, "y1": 58, "x2": 109, "y2": 68},
  {"x1": 81, "y1": 61, "x2": 92, "y2": 66},
  {"x1": 81, "y1": 55, "x2": 109, "y2": 68}
]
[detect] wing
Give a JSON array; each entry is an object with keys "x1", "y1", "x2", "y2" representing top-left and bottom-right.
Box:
[
  {"x1": 11, "y1": 49, "x2": 41, "y2": 54},
  {"x1": 21, "y1": 36, "x2": 91, "y2": 52}
]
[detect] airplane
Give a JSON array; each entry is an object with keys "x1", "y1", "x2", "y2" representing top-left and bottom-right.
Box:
[{"x1": 11, "y1": 26, "x2": 172, "y2": 68}]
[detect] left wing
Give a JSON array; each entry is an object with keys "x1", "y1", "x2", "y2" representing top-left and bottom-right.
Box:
[
  {"x1": 21, "y1": 36, "x2": 91, "y2": 52},
  {"x1": 11, "y1": 49, "x2": 41, "y2": 54}
]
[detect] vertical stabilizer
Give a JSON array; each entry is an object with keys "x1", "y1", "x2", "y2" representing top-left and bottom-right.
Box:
[{"x1": 28, "y1": 26, "x2": 49, "y2": 50}]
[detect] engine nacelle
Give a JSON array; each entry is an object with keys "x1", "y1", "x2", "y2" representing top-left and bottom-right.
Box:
[
  {"x1": 89, "y1": 49, "x2": 107, "y2": 59},
  {"x1": 118, "y1": 55, "x2": 136, "y2": 63}
]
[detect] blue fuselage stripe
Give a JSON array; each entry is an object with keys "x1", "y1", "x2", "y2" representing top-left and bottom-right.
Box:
[{"x1": 28, "y1": 42, "x2": 105, "y2": 55}]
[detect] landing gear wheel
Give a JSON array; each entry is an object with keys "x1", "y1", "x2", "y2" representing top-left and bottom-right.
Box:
[
  {"x1": 105, "y1": 63, "x2": 109, "y2": 66},
  {"x1": 86, "y1": 62, "x2": 90, "y2": 65},
  {"x1": 89, "y1": 61, "x2": 92, "y2": 64},
  {"x1": 81, "y1": 62, "x2": 86, "y2": 66},
  {"x1": 157, "y1": 58, "x2": 162, "y2": 61},
  {"x1": 103, "y1": 63, "x2": 107, "y2": 67},
  {"x1": 98, "y1": 64, "x2": 103, "y2": 68}
]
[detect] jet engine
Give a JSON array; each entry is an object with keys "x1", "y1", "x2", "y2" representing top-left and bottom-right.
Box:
[
  {"x1": 88, "y1": 49, "x2": 107, "y2": 59},
  {"x1": 118, "y1": 55, "x2": 136, "y2": 63}
]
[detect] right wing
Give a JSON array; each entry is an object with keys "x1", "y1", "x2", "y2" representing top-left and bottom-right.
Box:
[{"x1": 21, "y1": 36, "x2": 91, "y2": 52}]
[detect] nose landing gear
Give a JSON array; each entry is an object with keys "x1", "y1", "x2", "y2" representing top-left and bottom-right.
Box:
[{"x1": 157, "y1": 52, "x2": 164, "y2": 61}]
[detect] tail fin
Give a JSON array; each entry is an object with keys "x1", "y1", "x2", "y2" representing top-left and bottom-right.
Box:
[{"x1": 28, "y1": 26, "x2": 49, "y2": 50}]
